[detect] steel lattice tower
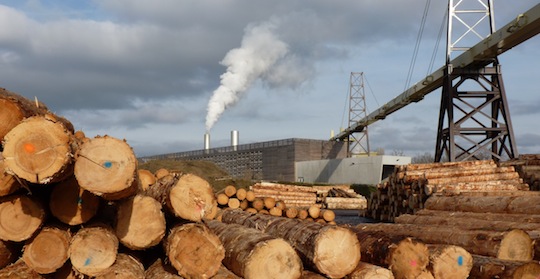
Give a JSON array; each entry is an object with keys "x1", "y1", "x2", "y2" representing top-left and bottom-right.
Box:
[
  {"x1": 435, "y1": 0, "x2": 517, "y2": 162},
  {"x1": 347, "y1": 72, "x2": 370, "y2": 157}
]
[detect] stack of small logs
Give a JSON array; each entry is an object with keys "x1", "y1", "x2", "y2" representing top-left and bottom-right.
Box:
[
  {"x1": 364, "y1": 159, "x2": 528, "y2": 222},
  {"x1": 313, "y1": 185, "x2": 368, "y2": 210},
  {"x1": 500, "y1": 154, "x2": 540, "y2": 190},
  {"x1": 216, "y1": 184, "x2": 337, "y2": 224},
  {"x1": 251, "y1": 181, "x2": 318, "y2": 208}
]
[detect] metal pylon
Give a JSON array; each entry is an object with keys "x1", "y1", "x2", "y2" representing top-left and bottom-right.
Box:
[
  {"x1": 347, "y1": 72, "x2": 370, "y2": 157},
  {"x1": 434, "y1": 0, "x2": 517, "y2": 162}
]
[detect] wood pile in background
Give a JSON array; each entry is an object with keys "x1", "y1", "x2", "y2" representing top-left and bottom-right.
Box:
[
  {"x1": 314, "y1": 185, "x2": 368, "y2": 210},
  {"x1": 364, "y1": 159, "x2": 528, "y2": 222},
  {"x1": 500, "y1": 154, "x2": 540, "y2": 190}
]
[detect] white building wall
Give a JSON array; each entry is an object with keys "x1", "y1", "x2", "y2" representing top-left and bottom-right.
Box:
[{"x1": 295, "y1": 155, "x2": 411, "y2": 185}]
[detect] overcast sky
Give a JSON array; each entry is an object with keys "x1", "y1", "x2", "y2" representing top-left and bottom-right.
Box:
[{"x1": 1, "y1": 0, "x2": 539, "y2": 157}]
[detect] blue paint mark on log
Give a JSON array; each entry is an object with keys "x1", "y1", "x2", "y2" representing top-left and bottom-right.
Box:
[
  {"x1": 84, "y1": 258, "x2": 91, "y2": 266},
  {"x1": 457, "y1": 255, "x2": 463, "y2": 266},
  {"x1": 103, "y1": 161, "x2": 112, "y2": 168}
]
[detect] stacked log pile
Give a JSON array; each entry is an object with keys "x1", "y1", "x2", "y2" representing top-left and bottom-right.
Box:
[
  {"x1": 364, "y1": 159, "x2": 528, "y2": 222},
  {"x1": 314, "y1": 185, "x2": 368, "y2": 210},
  {"x1": 251, "y1": 181, "x2": 318, "y2": 208},
  {"x1": 216, "y1": 184, "x2": 338, "y2": 224},
  {"x1": 500, "y1": 154, "x2": 540, "y2": 190}
]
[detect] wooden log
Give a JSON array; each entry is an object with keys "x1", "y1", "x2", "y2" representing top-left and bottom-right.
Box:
[
  {"x1": 137, "y1": 169, "x2": 156, "y2": 190},
  {"x1": 275, "y1": 200, "x2": 287, "y2": 210},
  {"x1": 217, "y1": 193, "x2": 229, "y2": 206},
  {"x1": 245, "y1": 207, "x2": 258, "y2": 214},
  {"x1": 165, "y1": 223, "x2": 224, "y2": 278},
  {"x1": 348, "y1": 227, "x2": 429, "y2": 279},
  {"x1": 402, "y1": 166, "x2": 516, "y2": 182},
  {"x1": 2, "y1": 115, "x2": 75, "y2": 184},
  {"x1": 115, "y1": 195, "x2": 166, "y2": 250},
  {"x1": 469, "y1": 254, "x2": 540, "y2": 279},
  {"x1": 263, "y1": 196, "x2": 276, "y2": 209},
  {"x1": 0, "y1": 258, "x2": 45, "y2": 278},
  {"x1": 52, "y1": 262, "x2": 80, "y2": 279},
  {"x1": 154, "y1": 168, "x2": 170, "y2": 179},
  {"x1": 49, "y1": 175, "x2": 101, "y2": 226},
  {"x1": 221, "y1": 209, "x2": 360, "y2": 278},
  {"x1": 74, "y1": 135, "x2": 139, "y2": 200},
  {"x1": 302, "y1": 270, "x2": 327, "y2": 278},
  {"x1": 0, "y1": 194, "x2": 45, "y2": 242},
  {"x1": 402, "y1": 160, "x2": 495, "y2": 171},
  {"x1": 308, "y1": 205, "x2": 320, "y2": 219},
  {"x1": 345, "y1": 262, "x2": 394, "y2": 279},
  {"x1": 253, "y1": 188, "x2": 318, "y2": 198},
  {"x1": 22, "y1": 226, "x2": 70, "y2": 274},
  {"x1": 415, "y1": 209, "x2": 540, "y2": 223},
  {"x1": 426, "y1": 245, "x2": 472, "y2": 279},
  {"x1": 245, "y1": 190, "x2": 256, "y2": 202},
  {"x1": 0, "y1": 158, "x2": 20, "y2": 197},
  {"x1": 235, "y1": 188, "x2": 247, "y2": 201},
  {"x1": 251, "y1": 198, "x2": 264, "y2": 211},
  {"x1": 223, "y1": 185, "x2": 236, "y2": 197},
  {"x1": 355, "y1": 223, "x2": 533, "y2": 261},
  {"x1": 321, "y1": 210, "x2": 335, "y2": 222},
  {"x1": 425, "y1": 172, "x2": 520, "y2": 185},
  {"x1": 145, "y1": 258, "x2": 183, "y2": 279},
  {"x1": 285, "y1": 207, "x2": 298, "y2": 218},
  {"x1": 94, "y1": 253, "x2": 145, "y2": 279},
  {"x1": 69, "y1": 225, "x2": 119, "y2": 277},
  {"x1": 298, "y1": 209, "x2": 309, "y2": 219},
  {"x1": 269, "y1": 207, "x2": 282, "y2": 217},
  {"x1": 212, "y1": 265, "x2": 242, "y2": 279},
  {"x1": 167, "y1": 173, "x2": 217, "y2": 222},
  {"x1": 424, "y1": 195, "x2": 540, "y2": 214},
  {"x1": 0, "y1": 240, "x2": 19, "y2": 269},
  {"x1": 227, "y1": 197, "x2": 240, "y2": 209},
  {"x1": 239, "y1": 199, "x2": 249, "y2": 210},
  {"x1": 206, "y1": 220, "x2": 302, "y2": 279}
]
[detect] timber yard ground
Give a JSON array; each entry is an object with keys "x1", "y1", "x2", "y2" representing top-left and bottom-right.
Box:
[{"x1": 333, "y1": 210, "x2": 376, "y2": 226}]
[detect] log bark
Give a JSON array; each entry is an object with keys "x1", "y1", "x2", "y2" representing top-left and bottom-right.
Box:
[
  {"x1": 49, "y1": 175, "x2": 101, "y2": 226},
  {"x1": 0, "y1": 240, "x2": 19, "y2": 269},
  {"x1": 469, "y1": 254, "x2": 540, "y2": 279},
  {"x1": 0, "y1": 258, "x2": 45, "y2": 278},
  {"x1": 212, "y1": 265, "x2": 242, "y2": 279},
  {"x1": 75, "y1": 135, "x2": 139, "y2": 200},
  {"x1": 165, "y1": 223, "x2": 224, "y2": 278},
  {"x1": 0, "y1": 194, "x2": 45, "y2": 242},
  {"x1": 0, "y1": 158, "x2": 20, "y2": 197},
  {"x1": 68, "y1": 225, "x2": 119, "y2": 277},
  {"x1": 424, "y1": 195, "x2": 540, "y2": 214},
  {"x1": 2, "y1": 115, "x2": 75, "y2": 184},
  {"x1": 94, "y1": 253, "x2": 145, "y2": 279},
  {"x1": 145, "y1": 258, "x2": 183, "y2": 279},
  {"x1": 302, "y1": 270, "x2": 327, "y2": 278},
  {"x1": 221, "y1": 209, "x2": 360, "y2": 279},
  {"x1": 415, "y1": 209, "x2": 540, "y2": 224},
  {"x1": 115, "y1": 195, "x2": 166, "y2": 250},
  {"x1": 22, "y1": 226, "x2": 70, "y2": 274},
  {"x1": 355, "y1": 223, "x2": 533, "y2": 261},
  {"x1": 348, "y1": 227, "x2": 429, "y2": 279},
  {"x1": 206, "y1": 220, "x2": 302, "y2": 279},
  {"x1": 166, "y1": 173, "x2": 217, "y2": 222},
  {"x1": 426, "y1": 245, "x2": 472, "y2": 279},
  {"x1": 345, "y1": 262, "x2": 394, "y2": 279}
]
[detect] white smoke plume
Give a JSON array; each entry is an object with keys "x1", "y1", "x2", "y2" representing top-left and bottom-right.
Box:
[{"x1": 205, "y1": 18, "x2": 289, "y2": 131}]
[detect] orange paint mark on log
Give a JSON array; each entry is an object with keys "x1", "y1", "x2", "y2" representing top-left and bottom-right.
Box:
[{"x1": 23, "y1": 143, "x2": 36, "y2": 153}]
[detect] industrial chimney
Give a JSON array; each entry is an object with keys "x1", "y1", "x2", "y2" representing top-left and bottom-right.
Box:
[
  {"x1": 204, "y1": 133, "x2": 210, "y2": 152},
  {"x1": 231, "y1": 130, "x2": 239, "y2": 151}
]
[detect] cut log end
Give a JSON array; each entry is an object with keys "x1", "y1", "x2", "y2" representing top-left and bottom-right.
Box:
[
  {"x1": 314, "y1": 226, "x2": 361, "y2": 278},
  {"x1": 168, "y1": 173, "x2": 217, "y2": 222},
  {"x1": 244, "y1": 238, "x2": 303, "y2": 279},
  {"x1": 0, "y1": 195, "x2": 45, "y2": 242},
  {"x1": 69, "y1": 226, "x2": 119, "y2": 276},
  {"x1": 388, "y1": 238, "x2": 430, "y2": 278},
  {"x1": 428, "y1": 245, "x2": 472, "y2": 279},
  {"x1": 22, "y1": 227, "x2": 70, "y2": 274},
  {"x1": 498, "y1": 229, "x2": 534, "y2": 261}
]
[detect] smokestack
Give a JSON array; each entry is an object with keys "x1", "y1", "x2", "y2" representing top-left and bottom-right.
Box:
[
  {"x1": 204, "y1": 133, "x2": 210, "y2": 151},
  {"x1": 231, "y1": 130, "x2": 239, "y2": 151}
]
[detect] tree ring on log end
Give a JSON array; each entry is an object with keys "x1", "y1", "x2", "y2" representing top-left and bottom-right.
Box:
[
  {"x1": 74, "y1": 136, "x2": 137, "y2": 199},
  {"x1": 497, "y1": 229, "x2": 534, "y2": 261},
  {"x1": 2, "y1": 116, "x2": 73, "y2": 184},
  {"x1": 0, "y1": 195, "x2": 44, "y2": 242},
  {"x1": 69, "y1": 226, "x2": 118, "y2": 276},
  {"x1": 313, "y1": 226, "x2": 361, "y2": 278},
  {"x1": 244, "y1": 238, "x2": 303, "y2": 279},
  {"x1": 22, "y1": 227, "x2": 70, "y2": 274}
]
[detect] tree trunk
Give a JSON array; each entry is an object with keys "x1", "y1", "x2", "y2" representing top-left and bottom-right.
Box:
[
  {"x1": 0, "y1": 194, "x2": 45, "y2": 242},
  {"x1": 221, "y1": 209, "x2": 360, "y2": 279},
  {"x1": 68, "y1": 225, "x2": 119, "y2": 277},
  {"x1": 308, "y1": 205, "x2": 320, "y2": 219},
  {"x1": 22, "y1": 226, "x2": 70, "y2": 274},
  {"x1": 345, "y1": 262, "x2": 394, "y2": 279},
  {"x1": 285, "y1": 207, "x2": 298, "y2": 218},
  {"x1": 235, "y1": 188, "x2": 247, "y2": 201},
  {"x1": 49, "y1": 175, "x2": 101, "y2": 226},
  {"x1": 227, "y1": 198, "x2": 240, "y2": 209},
  {"x1": 347, "y1": 227, "x2": 429, "y2": 279},
  {"x1": 115, "y1": 195, "x2": 166, "y2": 250},
  {"x1": 424, "y1": 195, "x2": 540, "y2": 214},
  {"x1": 137, "y1": 169, "x2": 156, "y2": 191},
  {"x1": 415, "y1": 209, "x2": 540, "y2": 223},
  {"x1": 164, "y1": 223, "x2": 224, "y2": 279},
  {"x1": 217, "y1": 193, "x2": 229, "y2": 206},
  {"x1": 166, "y1": 173, "x2": 217, "y2": 222},
  {"x1": 223, "y1": 185, "x2": 237, "y2": 197},
  {"x1": 74, "y1": 135, "x2": 139, "y2": 200},
  {"x1": 2, "y1": 116, "x2": 75, "y2": 184},
  {"x1": 355, "y1": 223, "x2": 533, "y2": 261},
  {"x1": 469, "y1": 254, "x2": 540, "y2": 279},
  {"x1": 206, "y1": 220, "x2": 302, "y2": 279},
  {"x1": 426, "y1": 244, "x2": 472, "y2": 279},
  {"x1": 94, "y1": 253, "x2": 145, "y2": 279},
  {"x1": 145, "y1": 258, "x2": 183, "y2": 279}
]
